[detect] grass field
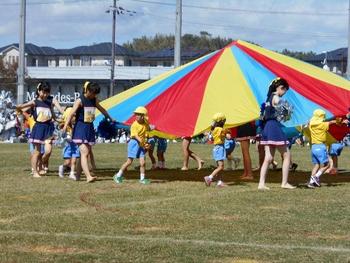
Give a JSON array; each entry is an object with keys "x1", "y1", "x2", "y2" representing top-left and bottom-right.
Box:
[{"x1": 0, "y1": 143, "x2": 350, "y2": 262}]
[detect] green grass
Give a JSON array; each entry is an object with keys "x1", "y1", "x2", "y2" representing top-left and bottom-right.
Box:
[{"x1": 0, "y1": 143, "x2": 350, "y2": 262}]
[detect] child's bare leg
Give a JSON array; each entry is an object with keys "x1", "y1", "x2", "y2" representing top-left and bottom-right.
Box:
[
  {"x1": 148, "y1": 147, "x2": 156, "y2": 169},
  {"x1": 88, "y1": 151, "x2": 96, "y2": 171},
  {"x1": 80, "y1": 144, "x2": 96, "y2": 182},
  {"x1": 42, "y1": 141, "x2": 52, "y2": 171},
  {"x1": 278, "y1": 146, "x2": 295, "y2": 189},
  {"x1": 189, "y1": 150, "x2": 204, "y2": 170},
  {"x1": 182, "y1": 138, "x2": 190, "y2": 170},
  {"x1": 31, "y1": 144, "x2": 42, "y2": 178},
  {"x1": 258, "y1": 145, "x2": 275, "y2": 189},
  {"x1": 211, "y1": 160, "x2": 224, "y2": 178},
  {"x1": 240, "y1": 140, "x2": 253, "y2": 179},
  {"x1": 139, "y1": 157, "x2": 146, "y2": 180}
]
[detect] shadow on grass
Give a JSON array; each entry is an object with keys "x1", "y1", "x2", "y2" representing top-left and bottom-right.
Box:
[{"x1": 90, "y1": 168, "x2": 350, "y2": 186}]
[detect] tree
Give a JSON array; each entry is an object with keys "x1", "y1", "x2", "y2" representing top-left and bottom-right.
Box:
[
  {"x1": 123, "y1": 32, "x2": 234, "y2": 53},
  {"x1": 0, "y1": 57, "x2": 17, "y2": 95}
]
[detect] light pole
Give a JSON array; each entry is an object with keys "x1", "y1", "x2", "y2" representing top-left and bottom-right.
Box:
[
  {"x1": 174, "y1": 0, "x2": 182, "y2": 68},
  {"x1": 110, "y1": 0, "x2": 116, "y2": 98},
  {"x1": 106, "y1": 2, "x2": 136, "y2": 97},
  {"x1": 18, "y1": 0, "x2": 26, "y2": 104},
  {"x1": 346, "y1": 0, "x2": 350, "y2": 78}
]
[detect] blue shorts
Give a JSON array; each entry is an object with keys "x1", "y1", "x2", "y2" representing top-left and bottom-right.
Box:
[
  {"x1": 329, "y1": 143, "x2": 344, "y2": 157},
  {"x1": 224, "y1": 139, "x2": 235, "y2": 155},
  {"x1": 157, "y1": 138, "x2": 168, "y2": 153},
  {"x1": 29, "y1": 143, "x2": 45, "y2": 154},
  {"x1": 128, "y1": 139, "x2": 145, "y2": 159},
  {"x1": 311, "y1": 144, "x2": 329, "y2": 165},
  {"x1": 63, "y1": 142, "x2": 80, "y2": 159},
  {"x1": 213, "y1": 144, "x2": 226, "y2": 161},
  {"x1": 148, "y1": 137, "x2": 156, "y2": 149}
]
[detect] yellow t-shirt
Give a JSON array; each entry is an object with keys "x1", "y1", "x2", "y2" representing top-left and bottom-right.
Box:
[
  {"x1": 62, "y1": 108, "x2": 73, "y2": 135},
  {"x1": 212, "y1": 127, "x2": 226, "y2": 145},
  {"x1": 130, "y1": 120, "x2": 149, "y2": 145},
  {"x1": 28, "y1": 116, "x2": 36, "y2": 131},
  {"x1": 309, "y1": 122, "x2": 329, "y2": 144}
]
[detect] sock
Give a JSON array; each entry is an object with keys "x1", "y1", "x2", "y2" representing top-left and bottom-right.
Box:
[
  {"x1": 140, "y1": 173, "x2": 145, "y2": 181},
  {"x1": 116, "y1": 170, "x2": 123, "y2": 177},
  {"x1": 152, "y1": 162, "x2": 156, "y2": 168},
  {"x1": 158, "y1": 161, "x2": 162, "y2": 168},
  {"x1": 315, "y1": 170, "x2": 323, "y2": 178},
  {"x1": 208, "y1": 175, "x2": 214, "y2": 180},
  {"x1": 162, "y1": 161, "x2": 165, "y2": 168}
]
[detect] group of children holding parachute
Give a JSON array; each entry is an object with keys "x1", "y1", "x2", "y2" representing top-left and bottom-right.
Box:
[{"x1": 15, "y1": 77, "x2": 350, "y2": 189}]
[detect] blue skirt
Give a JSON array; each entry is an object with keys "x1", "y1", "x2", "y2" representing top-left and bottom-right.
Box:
[
  {"x1": 72, "y1": 121, "x2": 96, "y2": 145},
  {"x1": 260, "y1": 120, "x2": 288, "y2": 146},
  {"x1": 29, "y1": 122, "x2": 54, "y2": 144}
]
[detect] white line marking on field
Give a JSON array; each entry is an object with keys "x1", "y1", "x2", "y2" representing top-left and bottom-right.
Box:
[{"x1": 1, "y1": 230, "x2": 349, "y2": 253}]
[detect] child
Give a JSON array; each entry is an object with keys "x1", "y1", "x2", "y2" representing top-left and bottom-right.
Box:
[
  {"x1": 113, "y1": 106, "x2": 151, "y2": 184},
  {"x1": 156, "y1": 137, "x2": 168, "y2": 169},
  {"x1": 224, "y1": 130, "x2": 239, "y2": 170},
  {"x1": 204, "y1": 112, "x2": 227, "y2": 187},
  {"x1": 307, "y1": 109, "x2": 337, "y2": 188},
  {"x1": 327, "y1": 142, "x2": 344, "y2": 175},
  {"x1": 58, "y1": 107, "x2": 81, "y2": 180},
  {"x1": 62, "y1": 81, "x2": 114, "y2": 183},
  {"x1": 16, "y1": 82, "x2": 61, "y2": 178},
  {"x1": 147, "y1": 136, "x2": 157, "y2": 169},
  {"x1": 18, "y1": 108, "x2": 45, "y2": 174},
  {"x1": 258, "y1": 77, "x2": 295, "y2": 190},
  {"x1": 236, "y1": 122, "x2": 256, "y2": 179},
  {"x1": 181, "y1": 136, "x2": 204, "y2": 170}
]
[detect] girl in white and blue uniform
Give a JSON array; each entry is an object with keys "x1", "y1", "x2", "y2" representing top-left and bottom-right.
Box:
[
  {"x1": 63, "y1": 81, "x2": 115, "y2": 183},
  {"x1": 258, "y1": 78, "x2": 295, "y2": 190},
  {"x1": 16, "y1": 82, "x2": 61, "y2": 177}
]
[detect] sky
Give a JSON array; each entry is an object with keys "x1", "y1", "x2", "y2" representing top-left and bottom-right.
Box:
[{"x1": 0, "y1": 0, "x2": 348, "y2": 54}]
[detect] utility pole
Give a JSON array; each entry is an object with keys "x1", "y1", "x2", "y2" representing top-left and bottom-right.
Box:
[
  {"x1": 174, "y1": 0, "x2": 182, "y2": 68},
  {"x1": 347, "y1": 0, "x2": 350, "y2": 78},
  {"x1": 109, "y1": 0, "x2": 117, "y2": 97},
  {"x1": 18, "y1": 0, "x2": 26, "y2": 104}
]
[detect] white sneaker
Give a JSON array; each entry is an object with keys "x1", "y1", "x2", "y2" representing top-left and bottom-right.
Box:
[
  {"x1": 58, "y1": 165, "x2": 64, "y2": 178},
  {"x1": 68, "y1": 172, "x2": 78, "y2": 181}
]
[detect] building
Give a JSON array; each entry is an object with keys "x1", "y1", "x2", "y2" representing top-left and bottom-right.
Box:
[
  {"x1": 0, "y1": 43, "x2": 209, "y2": 103},
  {"x1": 304, "y1": 48, "x2": 347, "y2": 75},
  {"x1": 134, "y1": 47, "x2": 209, "y2": 67}
]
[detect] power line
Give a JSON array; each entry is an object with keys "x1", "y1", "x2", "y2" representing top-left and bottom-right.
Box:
[
  {"x1": 123, "y1": 0, "x2": 347, "y2": 16},
  {"x1": 1, "y1": 0, "x2": 346, "y2": 17}
]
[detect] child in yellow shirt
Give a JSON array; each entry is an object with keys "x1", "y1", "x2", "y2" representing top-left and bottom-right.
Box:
[
  {"x1": 113, "y1": 106, "x2": 151, "y2": 184},
  {"x1": 307, "y1": 109, "x2": 337, "y2": 188},
  {"x1": 204, "y1": 113, "x2": 227, "y2": 187}
]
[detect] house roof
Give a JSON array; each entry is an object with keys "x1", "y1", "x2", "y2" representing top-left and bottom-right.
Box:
[
  {"x1": 0, "y1": 43, "x2": 138, "y2": 57},
  {"x1": 305, "y1": 48, "x2": 347, "y2": 62}
]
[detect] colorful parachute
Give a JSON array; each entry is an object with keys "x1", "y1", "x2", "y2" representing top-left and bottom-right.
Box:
[{"x1": 95, "y1": 40, "x2": 350, "y2": 138}]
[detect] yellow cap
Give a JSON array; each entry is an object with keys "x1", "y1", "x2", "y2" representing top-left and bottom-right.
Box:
[
  {"x1": 134, "y1": 106, "x2": 148, "y2": 115},
  {"x1": 310, "y1": 109, "x2": 326, "y2": 125},
  {"x1": 212, "y1": 112, "x2": 226, "y2": 122}
]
